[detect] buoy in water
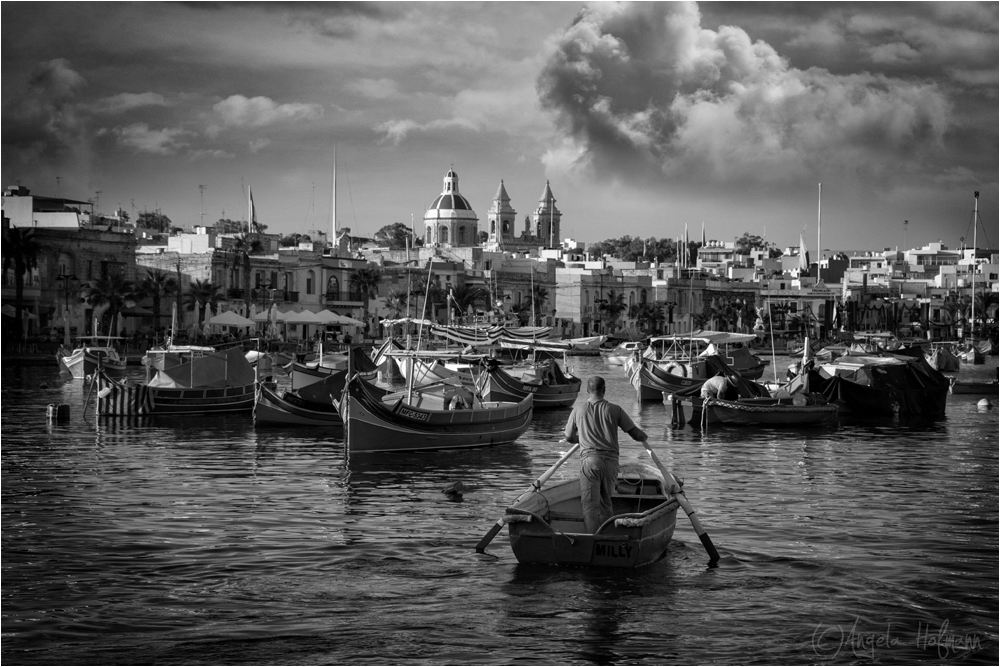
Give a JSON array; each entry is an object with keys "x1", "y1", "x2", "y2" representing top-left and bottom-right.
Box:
[
  {"x1": 46, "y1": 403, "x2": 71, "y2": 423},
  {"x1": 977, "y1": 398, "x2": 993, "y2": 410}
]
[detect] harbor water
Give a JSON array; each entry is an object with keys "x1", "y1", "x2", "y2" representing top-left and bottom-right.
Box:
[{"x1": 3, "y1": 355, "x2": 997, "y2": 664}]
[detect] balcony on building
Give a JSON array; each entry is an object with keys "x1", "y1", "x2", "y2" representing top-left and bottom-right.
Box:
[{"x1": 324, "y1": 290, "x2": 363, "y2": 306}]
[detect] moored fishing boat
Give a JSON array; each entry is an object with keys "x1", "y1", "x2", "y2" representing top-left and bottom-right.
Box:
[
  {"x1": 602, "y1": 341, "x2": 645, "y2": 366},
  {"x1": 394, "y1": 352, "x2": 479, "y2": 386},
  {"x1": 57, "y1": 336, "x2": 127, "y2": 378},
  {"x1": 474, "y1": 357, "x2": 582, "y2": 409},
  {"x1": 341, "y1": 374, "x2": 532, "y2": 453},
  {"x1": 792, "y1": 348, "x2": 949, "y2": 418},
  {"x1": 643, "y1": 332, "x2": 767, "y2": 380},
  {"x1": 676, "y1": 394, "x2": 838, "y2": 427},
  {"x1": 503, "y1": 461, "x2": 679, "y2": 567},
  {"x1": 628, "y1": 353, "x2": 769, "y2": 403},
  {"x1": 96, "y1": 346, "x2": 256, "y2": 416},
  {"x1": 288, "y1": 346, "x2": 378, "y2": 390},
  {"x1": 956, "y1": 342, "x2": 985, "y2": 365},
  {"x1": 254, "y1": 370, "x2": 349, "y2": 427},
  {"x1": 926, "y1": 344, "x2": 961, "y2": 372},
  {"x1": 949, "y1": 378, "x2": 1000, "y2": 395}
]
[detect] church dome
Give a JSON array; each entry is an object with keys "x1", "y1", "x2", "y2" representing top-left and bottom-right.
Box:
[
  {"x1": 428, "y1": 193, "x2": 474, "y2": 211},
  {"x1": 423, "y1": 167, "x2": 479, "y2": 247}
]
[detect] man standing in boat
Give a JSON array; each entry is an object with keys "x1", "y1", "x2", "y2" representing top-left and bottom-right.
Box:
[{"x1": 564, "y1": 376, "x2": 648, "y2": 533}]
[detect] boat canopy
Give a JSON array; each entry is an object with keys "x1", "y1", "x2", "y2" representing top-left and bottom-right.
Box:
[{"x1": 649, "y1": 330, "x2": 756, "y2": 345}]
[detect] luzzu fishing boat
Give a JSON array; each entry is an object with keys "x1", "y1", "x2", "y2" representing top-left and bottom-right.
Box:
[
  {"x1": 676, "y1": 394, "x2": 839, "y2": 427},
  {"x1": 795, "y1": 347, "x2": 949, "y2": 418},
  {"x1": 96, "y1": 346, "x2": 256, "y2": 416},
  {"x1": 287, "y1": 346, "x2": 378, "y2": 390},
  {"x1": 504, "y1": 461, "x2": 680, "y2": 567},
  {"x1": 57, "y1": 336, "x2": 127, "y2": 378},
  {"x1": 601, "y1": 341, "x2": 645, "y2": 366},
  {"x1": 254, "y1": 370, "x2": 350, "y2": 427},
  {"x1": 475, "y1": 357, "x2": 581, "y2": 409},
  {"x1": 341, "y1": 374, "x2": 532, "y2": 453},
  {"x1": 393, "y1": 352, "x2": 480, "y2": 386}
]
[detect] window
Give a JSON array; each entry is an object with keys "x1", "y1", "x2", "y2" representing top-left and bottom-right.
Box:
[
  {"x1": 458, "y1": 226, "x2": 465, "y2": 245},
  {"x1": 439, "y1": 226, "x2": 449, "y2": 243},
  {"x1": 306, "y1": 270, "x2": 315, "y2": 295}
]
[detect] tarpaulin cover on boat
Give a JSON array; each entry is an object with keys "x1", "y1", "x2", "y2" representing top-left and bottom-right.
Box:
[
  {"x1": 807, "y1": 351, "x2": 948, "y2": 417},
  {"x1": 148, "y1": 346, "x2": 256, "y2": 388}
]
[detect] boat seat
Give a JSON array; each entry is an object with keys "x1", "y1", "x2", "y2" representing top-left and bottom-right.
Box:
[{"x1": 614, "y1": 480, "x2": 664, "y2": 496}]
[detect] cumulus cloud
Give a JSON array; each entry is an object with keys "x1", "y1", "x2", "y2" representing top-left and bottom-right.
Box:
[
  {"x1": 536, "y1": 1, "x2": 953, "y2": 186},
  {"x1": 115, "y1": 122, "x2": 186, "y2": 155},
  {"x1": 212, "y1": 94, "x2": 323, "y2": 128}
]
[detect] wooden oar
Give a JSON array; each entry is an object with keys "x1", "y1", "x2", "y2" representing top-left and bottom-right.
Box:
[
  {"x1": 475, "y1": 441, "x2": 581, "y2": 553},
  {"x1": 640, "y1": 440, "x2": 721, "y2": 565}
]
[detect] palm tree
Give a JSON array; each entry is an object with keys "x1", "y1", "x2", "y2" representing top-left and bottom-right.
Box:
[
  {"x1": 632, "y1": 302, "x2": 660, "y2": 334},
  {"x1": 137, "y1": 269, "x2": 178, "y2": 331},
  {"x1": 349, "y1": 267, "x2": 382, "y2": 336},
  {"x1": 448, "y1": 284, "x2": 487, "y2": 323},
  {"x1": 86, "y1": 273, "x2": 137, "y2": 335},
  {"x1": 184, "y1": 279, "x2": 220, "y2": 329},
  {"x1": 2, "y1": 227, "x2": 42, "y2": 348},
  {"x1": 231, "y1": 234, "x2": 264, "y2": 314},
  {"x1": 976, "y1": 290, "x2": 1000, "y2": 335},
  {"x1": 596, "y1": 289, "x2": 627, "y2": 333},
  {"x1": 527, "y1": 284, "x2": 548, "y2": 327}
]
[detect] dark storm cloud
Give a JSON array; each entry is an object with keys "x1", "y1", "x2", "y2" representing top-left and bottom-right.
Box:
[
  {"x1": 536, "y1": 1, "x2": 984, "y2": 189},
  {"x1": 1, "y1": 58, "x2": 92, "y2": 184}
]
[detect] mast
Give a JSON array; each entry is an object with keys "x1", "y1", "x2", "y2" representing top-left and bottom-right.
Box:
[
  {"x1": 409, "y1": 257, "x2": 435, "y2": 403},
  {"x1": 817, "y1": 183, "x2": 822, "y2": 282},
  {"x1": 971, "y1": 191, "x2": 978, "y2": 340},
  {"x1": 331, "y1": 146, "x2": 337, "y2": 244},
  {"x1": 530, "y1": 259, "x2": 535, "y2": 327}
]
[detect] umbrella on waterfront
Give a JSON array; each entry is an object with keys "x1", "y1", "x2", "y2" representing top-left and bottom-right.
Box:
[
  {"x1": 209, "y1": 311, "x2": 256, "y2": 328},
  {"x1": 170, "y1": 301, "x2": 178, "y2": 340},
  {"x1": 282, "y1": 310, "x2": 324, "y2": 324},
  {"x1": 332, "y1": 313, "x2": 364, "y2": 326},
  {"x1": 268, "y1": 303, "x2": 280, "y2": 339}
]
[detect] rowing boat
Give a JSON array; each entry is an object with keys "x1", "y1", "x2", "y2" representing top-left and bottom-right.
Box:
[
  {"x1": 949, "y1": 378, "x2": 999, "y2": 395},
  {"x1": 505, "y1": 461, "x2": 679, "y2": 567}
]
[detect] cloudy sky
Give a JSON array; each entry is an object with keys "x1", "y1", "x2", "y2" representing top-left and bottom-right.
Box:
[{"x1": 3, "y1": 1, "x2": 997, "y2": 253}]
